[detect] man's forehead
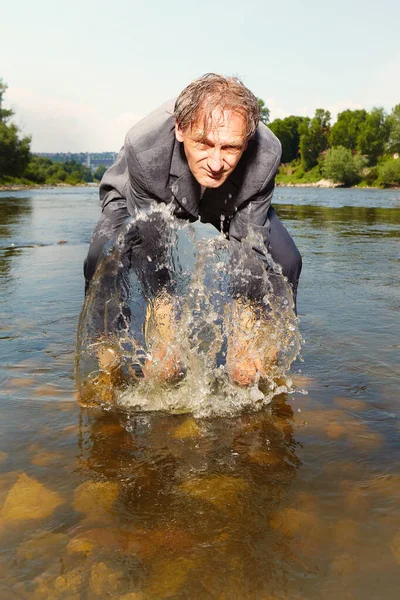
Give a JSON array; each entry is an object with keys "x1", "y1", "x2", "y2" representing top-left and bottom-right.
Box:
[{"x1": 190, "y1": 109, "x2": 247, "y2": 139}]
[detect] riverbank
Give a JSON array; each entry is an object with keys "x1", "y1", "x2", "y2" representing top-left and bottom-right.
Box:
[
  {"x1": 276, "y1": 178, "x2": 341, "y2": 188},
  {"x1": 3, "y1": 181, "x2": 340, "y2": 191},
  {"x1": 2, "y1": 180, "x2": 397, "y2": 192},
  {"x1": 0, "y1": 182, "x2": 99, "y2": 192}
]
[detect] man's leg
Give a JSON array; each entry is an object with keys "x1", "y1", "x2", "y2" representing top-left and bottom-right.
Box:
[{"x1": 84, "y1": 200, "x2": 130, "y2": 294}]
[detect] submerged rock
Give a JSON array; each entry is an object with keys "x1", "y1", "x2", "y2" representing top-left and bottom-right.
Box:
[
  {"x1": 390, "y1": 530, "x2": 400, "y2": 565},
  {"x1": 0, "y1": 473, "x2": 64, "y2": 524},
  {"x1": 73, "y1": 481, "x2": 119, "y2": 520},
  {"x1": 247, "y1": 448, "x2": 283, "y2": 467},
  {"x1": 180, "y1": 474, "x2": 248, "y2": 512},
  {"x1": 89, "y1": 561, "x2": 124, "y2": 597},
  {"x1": 172, "y1": 417, "x2": 202, "y2": 439},
  {"x1": 144, "y1": 557, "x2": 197, "y2": 599},
  {"x1": 270, "y1": 506, "x2": 320, "y2": 537},
  {"x1": 17, "y1": 531, "x2": 68, "y2": 560},
  {"x1": 31, "y1": 451, "x2": 64, "y2": 467}
]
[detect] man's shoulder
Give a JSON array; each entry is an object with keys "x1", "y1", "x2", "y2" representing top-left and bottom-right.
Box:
[
  {"x1": 125, "y1": 99, "x2": 176, "y2": 154},
  {"x1": 250, "y1": 122, "x2": 282, "y2": 161},
  {"x1": 238, "y1": 122, "x2": 282, "y2": 192}
]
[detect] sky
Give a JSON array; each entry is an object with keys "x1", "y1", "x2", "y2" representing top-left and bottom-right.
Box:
[{"x1": 2, "y1": 0, "x2": 399, "y2": 152}]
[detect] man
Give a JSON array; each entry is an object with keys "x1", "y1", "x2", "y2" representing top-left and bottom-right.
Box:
[{"x1": 84, "y1": 73, "x2": 302, "y2": 387}]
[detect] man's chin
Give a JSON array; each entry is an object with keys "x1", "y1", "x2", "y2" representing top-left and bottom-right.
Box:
[{"x1": 197, "y1": 174, "x2": 226, "y2": 188}]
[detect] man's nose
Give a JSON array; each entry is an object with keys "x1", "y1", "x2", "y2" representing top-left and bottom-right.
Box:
[{"x1": 207, "y1": 148, "x2": 224, "y2": 173}]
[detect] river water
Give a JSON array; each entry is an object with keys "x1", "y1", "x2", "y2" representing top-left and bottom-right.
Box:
[{"x1": 0, "y1": 186, "x2": 399, "y2": 599}]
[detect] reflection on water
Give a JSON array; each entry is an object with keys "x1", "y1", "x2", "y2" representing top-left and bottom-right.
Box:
[
  {"x1": 1, "y1": 187, "x2": 400, "y2": 598},
  {"x1": 0, "y1": 196, "x2": 33, "y2": 278},
  {"x1": 277, "y1": 203, "x2": 400, "y2": 231}
]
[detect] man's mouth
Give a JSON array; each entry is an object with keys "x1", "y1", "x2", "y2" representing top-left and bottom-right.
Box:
[{"x1": 205, "y1": 170, "x2": 224, "y2": 179}]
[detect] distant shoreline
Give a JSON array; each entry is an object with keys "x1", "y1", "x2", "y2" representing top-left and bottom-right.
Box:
[
  {"x1": 0, "y1": 182, "x2": 99, "y2": 192},
  {"x1": 276, "y1": 179, "x2": 341, "y2": 188},
  {"x1": 1, "y1": 181, "x2": 397, "y2": 192}
]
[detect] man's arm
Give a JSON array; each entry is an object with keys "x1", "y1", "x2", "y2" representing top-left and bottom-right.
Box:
[
  {"x1": 85, "y1": 132, "x2": 160, "y2": 290},
  {"x1": 84, "y1": 144, "x2": 131, "y2": 290},
  {"x1": 228, "y1": 177, "x2": 276, "y2": 268}
]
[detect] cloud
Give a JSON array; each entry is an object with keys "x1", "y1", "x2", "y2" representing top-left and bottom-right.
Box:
[
  {"x1": 265, "y1": 96, "x2": 288, "y2": 122},
  {"x1": 6, "y1": 87, "x2": 142, "y2": 152}
]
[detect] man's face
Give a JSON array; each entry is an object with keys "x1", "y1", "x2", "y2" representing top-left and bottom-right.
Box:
[{"x1": 175, "y1": 109, "x2": 248, "y2": 188}]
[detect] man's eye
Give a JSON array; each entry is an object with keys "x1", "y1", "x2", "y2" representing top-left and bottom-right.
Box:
[
  {"x1": 196, "y1": 142, "x2": 209, "y2": 151},
  {"x1": 223, "y1": 146, "x2": 241, "y2": 154}
]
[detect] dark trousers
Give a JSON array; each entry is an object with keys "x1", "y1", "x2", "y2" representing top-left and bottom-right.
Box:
[{"x1": 266, "y1": 207, "x2": 302, "y2": 307}]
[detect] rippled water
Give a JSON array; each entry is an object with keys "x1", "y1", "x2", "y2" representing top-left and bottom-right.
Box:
[{"x1": 1, "y1": 186, "x2": 399, "y2": 599}]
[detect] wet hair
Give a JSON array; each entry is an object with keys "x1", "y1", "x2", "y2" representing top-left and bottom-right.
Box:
[{"x1": 174, "y1": 73, "x2": 261, "y2": 140}]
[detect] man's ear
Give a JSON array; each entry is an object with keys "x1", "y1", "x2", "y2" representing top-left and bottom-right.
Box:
[{"x1": 175, "y1": 120, "x2": 184, "y2": 143}]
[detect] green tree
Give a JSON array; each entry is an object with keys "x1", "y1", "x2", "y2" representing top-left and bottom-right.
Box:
[
  {"x1": 299, "y1": 109, "x2": 331, "y2": 170},
  {"x1": 321, "y1": 146, "x2": 360, "y2": 185},
  {"x1": 0, "y1": 80, "x2": 13, "y2": 122},
  {"x1": 23, "y1": 156, "x2": 93, "y2": 185},
  {"x1": 386, "y1": 104, "x2": 400, "y2": 154},
  {"x1": 269, "y1": 115, "x2": 305, "y2": 163},
  {"x1": 257, "y1": 98, "x2": 270, "y2": 125},
  {"x1": 329, "y1": 109, "x2": 367, "y2": 150},
  {"x1": 93, "y1": 164, "x2": 107, "y2": 181},
  {"x1": 357, "y1": 107, "x2": 389, "y2": 165},
  {"x1": 24, "y1": 156, "x2": 53, "y2": 183},
  {"x1": 0, "y1": 78, "x2": 31, "y2": 179}
]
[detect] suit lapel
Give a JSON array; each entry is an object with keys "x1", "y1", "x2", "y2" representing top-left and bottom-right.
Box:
[{"x1": 169, "y1": 140, "x2": 200, "y2": 218}]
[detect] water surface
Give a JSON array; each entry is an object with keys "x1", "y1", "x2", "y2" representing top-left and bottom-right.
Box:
[{"x1": 0, "y1": 186, "x2": 399, "y2": 599}]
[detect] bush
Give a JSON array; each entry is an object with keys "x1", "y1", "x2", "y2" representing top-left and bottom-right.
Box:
[
  {"x1": 377, "y1": 158, "x2": 400, "y2": 187},
  {"x1": 21, "y1": 156, "x2": 93, "y2": 185},
  {"x1": 321, "y1": 146, "x2": 360, "y2": 185},
  {"x1": 362, "y1": 166, "x2": 378, "y2": 186}
]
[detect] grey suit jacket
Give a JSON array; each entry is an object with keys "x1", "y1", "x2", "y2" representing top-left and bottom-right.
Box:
[{"x1": 96, "y1": 100, "x2": 281, "y2": 268}]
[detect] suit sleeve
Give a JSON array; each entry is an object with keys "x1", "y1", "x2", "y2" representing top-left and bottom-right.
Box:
[
  {"x1": 228, "y1": 124, "x2": 281, "y2": 268},
  {"x1": 84, "y1": 133, "x2": 158, "y2": 290},
  {"x1": 228, "y1": 175, "x2": 278, "y2": 270}
]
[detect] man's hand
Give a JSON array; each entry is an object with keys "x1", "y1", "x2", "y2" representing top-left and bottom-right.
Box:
[
  {"x1": 117, "y1": 223, "x2": 142, "y2": 269},
  {"x1": 142, "y1": 291, "x2": 183, "y2": 384},
  {"x1": 226, "y1": 299, "x2": 278, "y2": 387}
]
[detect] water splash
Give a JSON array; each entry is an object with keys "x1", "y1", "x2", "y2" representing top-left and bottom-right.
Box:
[{"x1": 76, "y1": 206, "x2": 301, "y2": 417}]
